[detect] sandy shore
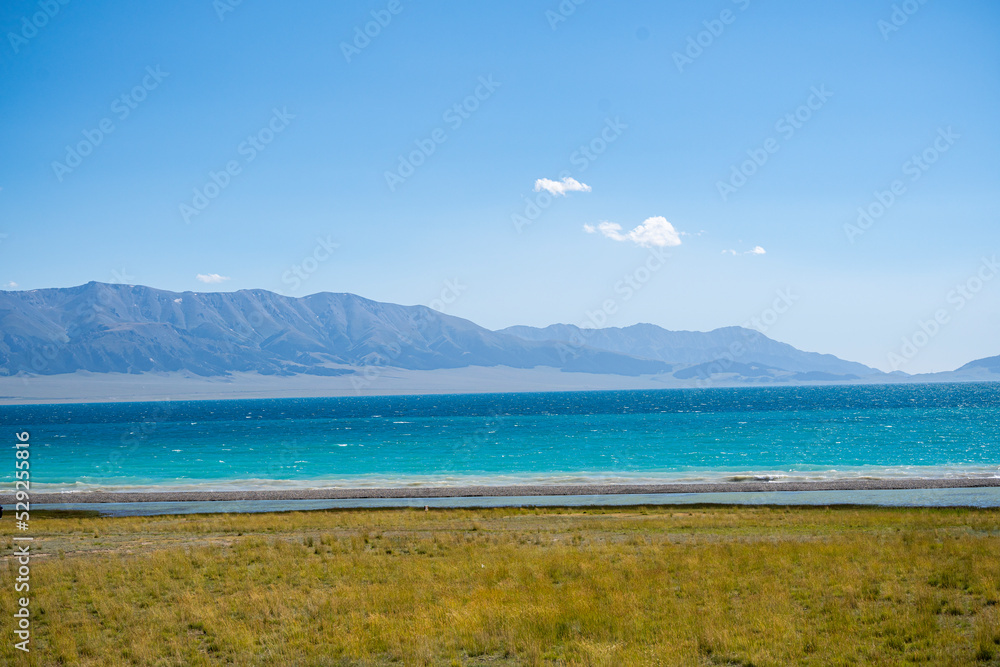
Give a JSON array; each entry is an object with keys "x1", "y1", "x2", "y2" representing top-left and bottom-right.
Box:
[{"x1": 10, "y1": 477, "x2": 1000, "y2": 505}]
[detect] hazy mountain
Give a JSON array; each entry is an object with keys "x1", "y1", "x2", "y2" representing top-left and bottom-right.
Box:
[
  {"x1": 0, "y1": 282, "x2": 671, "y2": 377},
  {"x1": 957, "y1": 355, "x2": 1000, "y2": 374},
  {"x1": 500, "y1": 323, "x2": 878, "y2": 380},
  {"x1": 2, "y1": 283, "x2": 989, "y2": 386},
  {"x1": 907, "y1": 354, "x2": 1000, "y2": 383}
]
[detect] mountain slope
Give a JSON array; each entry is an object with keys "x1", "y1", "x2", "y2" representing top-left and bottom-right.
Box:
[
  {"x1": 0, "y1": 283, "x2": 671, "y2": 377},
  {"x1": 500, "y1": 323, "x2": 879, "y2": 378},
  {"x1": 957, "y1": 355, "x2": 1000, "y2": 374}
]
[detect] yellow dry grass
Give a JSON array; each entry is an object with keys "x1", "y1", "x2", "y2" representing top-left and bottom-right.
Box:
[{"x1": 2, "y1": 504, "x2": 998, "y2": 666}]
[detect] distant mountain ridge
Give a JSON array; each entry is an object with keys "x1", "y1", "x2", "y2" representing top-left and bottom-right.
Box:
[
  {"x1": 499, "y1": 323, "x2": 877, "y2": 378},
  {"x1": 0, "y1": 282, "x2": 670, "y2": 377},
  {"x1": 958, "y1": 355, "x2": 1000, "y2": 374},
  {"x1": 0, "y1": 282, "x2": 992, "y2": 384}
]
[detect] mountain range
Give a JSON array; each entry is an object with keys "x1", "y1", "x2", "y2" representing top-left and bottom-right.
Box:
[{"x1": 0, "y1": 283, "x2": 995, "y2": 388}]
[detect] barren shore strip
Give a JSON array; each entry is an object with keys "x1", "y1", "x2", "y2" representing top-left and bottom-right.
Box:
[{"x1": 13, "y1": 476, "x2": 1000, "y2": 505}]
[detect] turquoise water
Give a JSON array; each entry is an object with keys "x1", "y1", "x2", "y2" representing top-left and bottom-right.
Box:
[{"x1": 2, "y1": 383, "x2": 998, "y2": 492}]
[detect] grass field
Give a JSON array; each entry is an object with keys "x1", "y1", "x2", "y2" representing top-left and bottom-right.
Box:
[{"x1": 2, "y1": 504, "x2": 999, "y2": 666}]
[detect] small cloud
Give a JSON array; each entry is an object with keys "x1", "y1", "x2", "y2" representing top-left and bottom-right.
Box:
[
  {"x1": 3, "y1": 281, "x2": 18, "y2": 289},
  {"x1": 722, "y1": 246, "x2": 766, "y2": 256},
  {"x1": 534, "y1": 177, "x2": 591, "y2": 196},
  {"x1": 585, "y1": 216, "x2": 682, "y2": 248},
  {"x1": 196, "y1": 273, "x2": 230, "y2": 284}
]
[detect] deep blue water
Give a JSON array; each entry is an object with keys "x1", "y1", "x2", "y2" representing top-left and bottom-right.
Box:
[{"x1": 2, "y1": 383, "x2": 998, "y2": 492}]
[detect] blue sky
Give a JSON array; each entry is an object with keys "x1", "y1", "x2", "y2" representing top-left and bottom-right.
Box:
[{"x1": 0, "y1": 0, "x2": 997, "y2": 373}]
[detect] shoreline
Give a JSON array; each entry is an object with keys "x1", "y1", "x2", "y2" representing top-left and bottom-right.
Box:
[
  {"x1": 12, "y1": 477, "x2": 1000, "y2": 505},
  {"x1": 2, "y1": 370, "x2": 996, "y2": 406}
]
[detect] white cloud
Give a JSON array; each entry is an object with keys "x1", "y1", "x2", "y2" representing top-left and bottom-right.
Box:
[
  {"x1": 196, "y1": 273, "x2": 230, "y2": 284},
  {"x1": 3, "y1": 281, "x2": 18, "y2": 289},
  {"x1": 584, "y1": 216, "x2": 682, "y2": 248},
  {"x1": 722, "y1": 246, "x2": 766, "y2": 256},
  {"x1": 534, "y1": 176, "x2": 592, "y2": 196}
]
